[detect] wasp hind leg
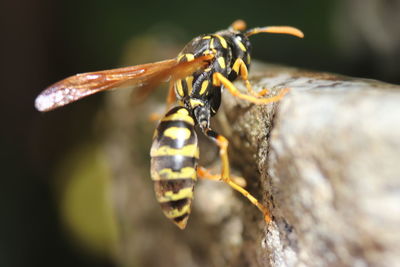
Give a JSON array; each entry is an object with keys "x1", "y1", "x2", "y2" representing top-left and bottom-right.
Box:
[
  {"x1": 198, "y1": 128, "x2": 272, "y2": 223},
  {"x1": 214, "y1": 62, "x2": 288, "y2": 104},
  {"x1": 197, "y1": 166, "x2": 247, "y2": 187}
]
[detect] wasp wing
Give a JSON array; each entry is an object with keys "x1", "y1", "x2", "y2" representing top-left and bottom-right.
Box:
[{"x1": 35, "y1": 55, "x2": 212, "y2": 112}]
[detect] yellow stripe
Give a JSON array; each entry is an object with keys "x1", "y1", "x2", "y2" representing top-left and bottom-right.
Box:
[
  {"x1": 247, "y1": 54, "x2": 251, "y2": 64},
  {"x1": 217, "y1": 57, "x2": 226, "y2": 69},
  {"x1": 237, "y1": 40, "x2": 247, "y2": 52},
  {"x1": 175, "y1": 79, "x2": 184, "y2": 97},
  {"x1": 189, "y1": 99, "x2": 204, "y2": 108},
  {"x1": 202, "y1": 35, "x2": 211, "y2": 39},
  {"x1": 232, "y1": 58, "x2": 242, "y2": 74},
  {"x1": 151, "y1": 144, "x2": 199, "y2": 157},
  {"x1": 177, "y1": 108, "x2": 189, "y2": 116},
  {"x1": 153, "y1": 167, "x2": 196, "y2": 181},
  {"x1": 215, "y1": 34, "x2": 228, "y2": 49},
  {"x1": 185, "y1": 53, "x2": 194, "y2": 61},
  {"x1": 157, "y1": 187, "x2": 193, "y2": 202},
  {"x1": 163, "y1": 127, "x2": 191, "y2": 140},
  {"x1": 186, "y1": 76, "x2": 194, "y2": 95},
  {"x1": 199, "y1": 80, "x2": 209, "y2": 95},
  {"x1": 210, "y1": 38, "x2": 215, "y2": 49},
  {"x1": 162, "y1": 112, "x2": 194, "y2": 125},
  {"x1": 163, "y1": 204, "x2": 191, "y2": 218}
]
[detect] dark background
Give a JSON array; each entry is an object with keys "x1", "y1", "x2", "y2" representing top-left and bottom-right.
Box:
[{"x1": 1, "y1": 0, "x2": 399, "y2": 266}]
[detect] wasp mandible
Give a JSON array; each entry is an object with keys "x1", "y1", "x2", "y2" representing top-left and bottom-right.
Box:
[{"x1": 35, "y1": 20, "x2": 304, "y2": 229}]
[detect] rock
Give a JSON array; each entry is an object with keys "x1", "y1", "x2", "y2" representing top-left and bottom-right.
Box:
[{"x1": 218, "y1": 62, "x2": 400, "y2": 267}]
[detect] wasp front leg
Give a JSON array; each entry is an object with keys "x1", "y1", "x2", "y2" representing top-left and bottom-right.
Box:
[
  {"x1": 216, "y1": 65, "x2": 288, "y2": 104},
  {"x1": 232, "y1": 58, "x2": 270, "y2": 97},
  {"x1": 198, "y1": 127, "x2": 272, "y2": 223}
]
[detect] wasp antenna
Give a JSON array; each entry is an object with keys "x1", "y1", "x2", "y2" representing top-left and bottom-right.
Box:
[
  {"x1": 245, "y1": 26, "x2": 304, "y2": 38},
  {"x1": 230, "y1": 20, "x2": 247, "y2": 31}
]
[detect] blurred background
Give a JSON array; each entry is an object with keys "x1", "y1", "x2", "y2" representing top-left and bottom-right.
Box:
[{"x1": 0, "y1": 0, "x2": 399, "y2": 266}]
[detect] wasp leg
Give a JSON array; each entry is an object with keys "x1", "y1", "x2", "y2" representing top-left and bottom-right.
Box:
[
  {"x1": 237, "y1": 58, "x2": 271, "y2": 97},
  {"x1": 213, "y1": 72, "x2": 288, "y2": 105},
  {"x1": 197, "y1": 166, "x2": 247, "y2": 187},
  {"x1": 166, "y1": 80, "x2": 177, "y2": 108},
  {"x1": 149, "y1": 81, "x2": 176, "y2": 121},
  {"x1": 199, "y1": 128, "x2": 272, "y2": 223},
  {"x1": 233, "y1": 58, "x2": 269, "y2": 97}
]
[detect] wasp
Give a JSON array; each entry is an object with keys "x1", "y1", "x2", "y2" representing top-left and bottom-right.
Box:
[{"x1": 35, "y1": 20, "x2": 303, "y2": 229}]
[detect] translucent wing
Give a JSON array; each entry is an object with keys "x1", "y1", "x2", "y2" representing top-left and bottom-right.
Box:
[{"x1": 35, "y1": 55, "x2": 213, "y2": 112}]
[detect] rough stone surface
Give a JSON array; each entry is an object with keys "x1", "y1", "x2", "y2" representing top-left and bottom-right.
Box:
[
  {"x1": 104, "y1": 61, "x2": 400, "y2": 267},
  {"x1": 219, "y1": 62, "x2": 400, "y2": 267}
]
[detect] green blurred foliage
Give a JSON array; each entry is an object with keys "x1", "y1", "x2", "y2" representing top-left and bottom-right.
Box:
[{"x1": 54, "y1": 144, "x2": 118, "y2": 260}]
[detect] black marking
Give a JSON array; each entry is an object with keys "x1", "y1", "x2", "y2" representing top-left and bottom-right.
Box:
[
  {"x1": 179, "y1": 79, "x2": 189, "y2": 96},
  {"x1": 151, "y1": 156, "x2": 197, "y2": 172},
  {"x1": 157, "y1": 120, "x2": 193, "y2": 136},
  {"x1": 165, "y1": 106, "x2": 189, "y2": 117},
  {"x1": 154, "y1": 179, "x2": 195, "y2": 194},
  {"x1": 155, "y1": 120, "x2": 197, "y2": 149},
  {"x1": 205, "y1": 129, "x2": 218, "y2": 139},
  {"x1": 228, "y1": 70, "x2": 239, "y2": 81},
  {"x1": 160, "y1": 198, "x2": 190, "y2": 212},
  {"x1": 173, "y1": 213, "x2": 189, "y2": 223}
]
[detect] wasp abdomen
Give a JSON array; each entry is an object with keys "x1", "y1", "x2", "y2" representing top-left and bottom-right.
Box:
[{"x1": 150, "y1": 106, "x2": 199, "y2": 229}]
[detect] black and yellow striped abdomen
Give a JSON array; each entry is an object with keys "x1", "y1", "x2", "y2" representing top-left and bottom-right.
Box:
[{"x1": 150, "y1": 106, "x2": 199, "y2": 229}]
